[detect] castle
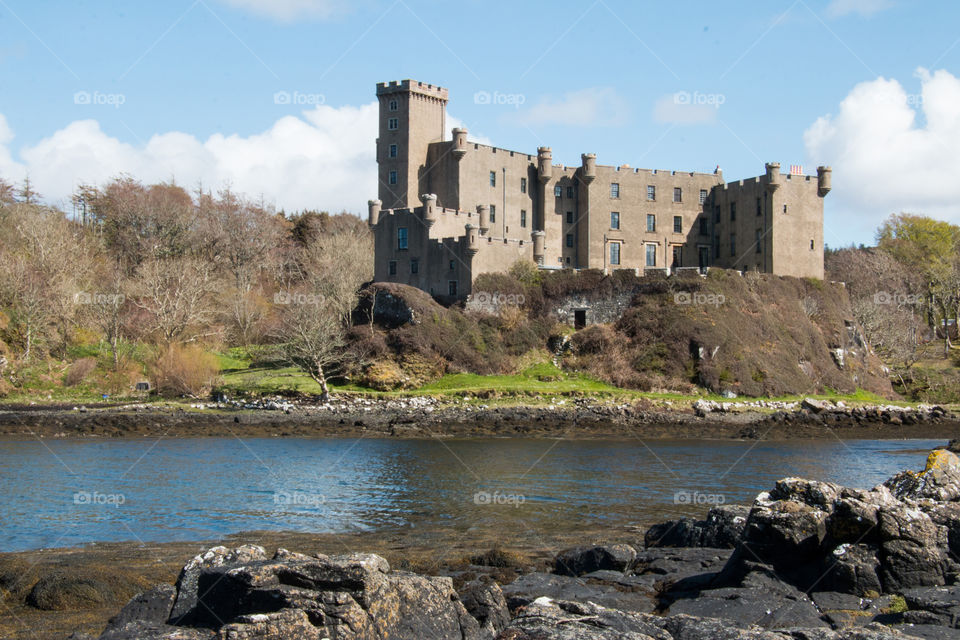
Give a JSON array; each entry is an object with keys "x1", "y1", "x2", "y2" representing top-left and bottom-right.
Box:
[{"x1": 369, "y1": 79, "x2": 830, "y2": 300}]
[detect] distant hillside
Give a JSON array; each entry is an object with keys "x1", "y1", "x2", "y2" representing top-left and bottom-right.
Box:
[{"x1": 352, "y1": 269, "x2": 893, "y2": 398}]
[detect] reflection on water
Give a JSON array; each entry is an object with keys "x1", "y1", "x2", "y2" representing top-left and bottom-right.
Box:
[{"x1": 0, "y1": 436, "x2": 942, "y2": 552}]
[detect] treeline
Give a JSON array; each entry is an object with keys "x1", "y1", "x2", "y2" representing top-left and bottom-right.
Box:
[
  {"x1": 826, "y1": 213, "x2": 960, "y2": 381},
  {"x1": 0, "y1": 176, "x2": 372, "y2": 398}
]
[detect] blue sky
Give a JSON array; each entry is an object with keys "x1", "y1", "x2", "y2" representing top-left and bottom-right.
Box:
[{"x1": 1, "y1": 0, "x2": 958, "y2": 246}]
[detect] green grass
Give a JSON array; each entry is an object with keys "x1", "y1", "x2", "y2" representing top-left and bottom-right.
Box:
[{"x1": 213, "y1": 348, "x2": 254, "y2": 372}]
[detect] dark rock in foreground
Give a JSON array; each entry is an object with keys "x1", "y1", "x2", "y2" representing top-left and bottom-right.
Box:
[{"x1": 97, "y1": 445, "x2": 960, "y2": 639}]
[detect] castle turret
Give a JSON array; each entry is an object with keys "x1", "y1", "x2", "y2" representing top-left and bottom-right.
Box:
[
  {"x1": 537, "y1": 147, "x2": 552, "y2": 182},
  {"x1": 367, "y1": 199, "x2": 381, "y2": 227},
  {"x1": 465, "y1": 224, "x2": 479, "y2": 255},
  {"x1": 532, "y1": 230, "x2": 545, "y2": 265},
  {"x1": 764, "y1": 162, "x2": 781, "y2": 192},
  {"x1": 477, "y1": 204, "x2": 490, "y2": 235},
  {"x1": 817, "y1": 166, "x2": 832, "y2": 197},
  {"x1": 421, "y1": 193, "x2": 438, "y2": 227},
  {"x1": 581, "y1": 153, "x2": 596, "y2": 184},
  {"x1": 452, "y1": 128, "x2": 468, "y2": 160}
]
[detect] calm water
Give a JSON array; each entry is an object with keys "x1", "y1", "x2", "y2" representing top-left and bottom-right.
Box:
[{"x1": 0, "y1": 437, "x2": 942, "y2": 552}]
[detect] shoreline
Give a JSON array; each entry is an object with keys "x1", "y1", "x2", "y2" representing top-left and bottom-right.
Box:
[{"x1": 0, "y1": 397, "x2": 958, "y2": 441}]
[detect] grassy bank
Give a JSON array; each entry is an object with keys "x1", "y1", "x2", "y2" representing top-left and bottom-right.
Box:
[{"x1": 0, "y1": 344, "x2": 946, "y2": 411}]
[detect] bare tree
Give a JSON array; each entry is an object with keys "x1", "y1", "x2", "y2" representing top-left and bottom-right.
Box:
[
  {"x1": 132, "y1": 256, "x2": 216, "y2": 344},
  {"x1": 274, "y1": 224, "x2": 372, "y2": 401},
  {"x1": 198, "y1": 188, "x2": 284, "y2": 344}
]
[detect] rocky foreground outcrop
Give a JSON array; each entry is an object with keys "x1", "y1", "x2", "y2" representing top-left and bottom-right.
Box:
[{"x1": 93, "y1": 448, "x2": 960, "y2": 640}]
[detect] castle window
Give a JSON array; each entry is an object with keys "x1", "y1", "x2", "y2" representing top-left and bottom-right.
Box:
[
  {"x1": 388, "y1": 99, "x2": 398, "y2": 111},
  {"x1": 397, "y1": 227, "x2": 408, "y2": 250},
  {"x1": 756, "y1": 197, "x2": 762, "y2": 216},
  {"x1": 449, "y1": 260, "x2": 455, "y2": 270},
  {"x1": 566, "y1": 233, "x2": 574, "y2": 248},
  {"x1": 756, "y1": 229, "x2": 762, "y2": 253},
  {"x1": 610, "y1": 211, "x2": 620, "y2": 230},
  {"x1": 520, "y1": 177, "x2": 527, "y2": 193},
  {"x1": 611, "y1": 183, "x2": 620, "y2": 198},
  {"x1": 784, "y1": 204, "x2": 788, "y2": 214},
  {"x1": 566, "y1": 211, "x2": 573, "y2": 224},
  {"x1": 554, "y1": 185, "x2": 562, "y2": 198},
  {"x1": 489, "y1": 205, "x2": 495, "y2": 222},
  {"x1": 730, "y1": 202, "x2": 737, "y2": 221},
  {"x1": 387, "y1": 117, "x2": 399, "y2": 130},
  {"x1": 699, "y1": 189, "x2": 708, "y2": 205},
  {"x1": 699, "y1": 217, "x2": 708, "y2": 236},
  {"x1": 520, "y1": 210, "x2": 527, "y2": 228},
  {"x1": 673, "y1": 187, "x2": 682, "y2": 203},
  {"x1": 565, "y1": 186, "x2": 574, "y2": 199},
  {"x1": 610, "y1": 242, "x2": 621, "y2": 265},
  {"x1": 730, "y1": 233, "x2": 737, "y2": 256},
  {"x1": 647, "y1": 185, "x2": 656, "y2": 201},
  {"x1": 645, "y1": 244, "x2": 656, "y2": 267},
  {"x1": 489, "y1": 171, "x2": 496, "y2": 187},
  {"x1": 673, "y1": 216, "x2": 682, "y2": 234},
  {"x1": 646, "y1": 214, "x2": 656, "y2": 232},
  {"x1": 672, "y1": 246, "x2": 682, "y2": 267},
  {"x1": 448, "y1": 281, "x2": 458, "y2": 296},
  {"x1": 388, "y1": 170, "x2": 397, "y2": 185},
  {"x1": 388, "y1": 260, "x2": 397, "y2": 276},
  {"x1": 810, "y1": 239, "x2": 815, "y2": 250},
  {"x1": 410, "y1": 258, "x2": 419, "y2": 274},
  {"x1": 389, "y1": 144, "x2": 398, "y2": 158}
]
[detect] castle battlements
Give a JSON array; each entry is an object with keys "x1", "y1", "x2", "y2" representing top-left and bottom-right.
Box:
[{"x1": 376, "y1": 79, "x2": 448, "y2": 101}]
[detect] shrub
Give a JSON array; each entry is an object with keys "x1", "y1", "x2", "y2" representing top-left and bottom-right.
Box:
[
  {"x1": 150, "y1": 344, "x2": 220, "y2": 397},
  {"x1": 359, "y1": 360, "x2": 407, "y2": 391},
  {"x1": 64, "y1": 357, "x2": 97, "y2": 387}
]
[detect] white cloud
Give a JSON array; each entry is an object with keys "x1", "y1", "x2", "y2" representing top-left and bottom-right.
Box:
[
  {"x1": 513, "y1": 88, "x2": 629, "y2": 127},
  {"x1": 1, "y1": 104, "x2": 380, "y2": 214},
  {"x1": 215, "y1": 0, "x2": 347, "y2": 21},
  {"x1": 653, "y1": 92, "x2": 722, "y2": 125},
  {"x1": 825, "y1": 0, "x2": 894, "y2": 18},
  {"x1": 804, "y1": 68, "x2": 960, "y2": 230},
  {"x1": 0, "y1": 106, "x2": 487, "y2": 214}
]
